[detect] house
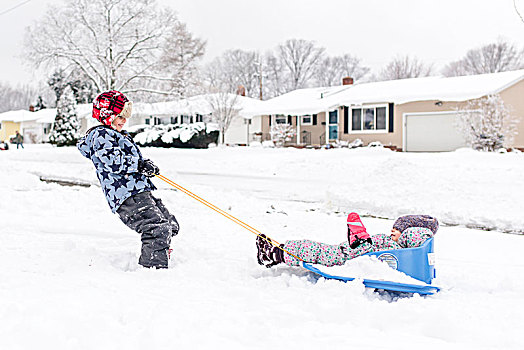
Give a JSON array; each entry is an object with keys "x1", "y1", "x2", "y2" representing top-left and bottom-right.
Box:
[
  {"x1": 128, "y1": 93, "x2": 265, "y2": 145},
  {"x1": 0, "y1": 94, "x2": 264, "y2": 147},
  {"x1": 243, "y1": 69, "x2": 524, "y2": 151},
  {"x1": 0, "y1": 109, "x2": 55, "y2": 143},
  {"x1": 0, "y1": 105, "x2": 91, "y2": 144}
]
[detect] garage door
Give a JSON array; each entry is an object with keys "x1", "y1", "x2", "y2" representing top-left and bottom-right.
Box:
[{"x1": 404, "y1": 112, "x2": 467, "y2": 152}]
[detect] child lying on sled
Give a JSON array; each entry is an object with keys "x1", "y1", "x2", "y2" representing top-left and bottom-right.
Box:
[{"x1": 256, "y1": 214, "x2": 439, "y2": 268}]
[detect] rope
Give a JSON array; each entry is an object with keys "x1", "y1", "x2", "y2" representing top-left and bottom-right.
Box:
[{"x1": 155, "y1": 174, "x2": 304, "y2": 262}]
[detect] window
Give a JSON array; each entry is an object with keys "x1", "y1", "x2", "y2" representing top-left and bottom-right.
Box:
[
  {"x1": 301, "y1": 115, "x2": 312, "y2": 125},
  {"x1": 351, "y1": 105, "x2": 388, "y2": 132},
  {"x1": 376, "y1": 107, "x2": 386, "y2": 130},
  {"x1": 275, "y1": 115, "x2": 287, "y2": 124},
  {"x1": 43, "y1": 123, "x2": 52, "y2": 134},
  {"x1": 171, "y1": 116, "x2": 178, "y2": 124},
  {"x1": 145, "y1": 118, "x2": 150, "y2": 125},
  {"x1": 352, "y1": 109, "x2": 361, "y2": 130},
  {"x1": 329, "y1": 110, "x2": 338, "y2": 124},
  {"x1": 364, "y1": 108, "x2": 374, "y2": 130}
]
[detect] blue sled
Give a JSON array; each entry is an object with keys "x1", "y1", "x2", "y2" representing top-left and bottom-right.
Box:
[{"x1": 301, "y1": 238, "x2": 440, "y2": 295}]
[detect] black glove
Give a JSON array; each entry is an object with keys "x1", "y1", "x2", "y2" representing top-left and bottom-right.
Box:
[{"x1": 138, "y1": 159, "x2": 160, "y2": 177}]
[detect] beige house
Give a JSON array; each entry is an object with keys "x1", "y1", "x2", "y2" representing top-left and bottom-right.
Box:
[{"x1": 247, "y1": 69, "x2": 524, "y2": 151}]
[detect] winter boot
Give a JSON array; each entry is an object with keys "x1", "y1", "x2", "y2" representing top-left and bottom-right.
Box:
[
  {"x1": 347, "y1": 212, "x2": 372, "y2": 249},
  {"x1": 256, "y1": 234, "x2": 284, "y2": 268}
]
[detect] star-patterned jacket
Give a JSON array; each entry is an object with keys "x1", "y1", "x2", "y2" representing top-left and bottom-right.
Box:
[{"x1": 77, "y1": 125, "x2": 156, "y2": 213}]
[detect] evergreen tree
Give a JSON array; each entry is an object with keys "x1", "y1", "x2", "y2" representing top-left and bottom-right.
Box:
[
  {"x1": 68, "y1": 69, "x2": 98, "y2": 104},
  {"x1": 34, "y1": 96, "x2": 47, "y2": 111},
  {"x1": 49, "y1": 87, "x2": 80, "y2": 147},
  {"x1": 48, "y1": 69, "x2": 68, "y2": 107}
]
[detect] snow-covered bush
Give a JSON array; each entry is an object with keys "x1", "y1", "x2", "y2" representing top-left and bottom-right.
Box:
[
  {"x1": 367, "y1": 141, "x2": 384, "y2": 148},
  {"x1": 48, "y1": 86, "x2": 80, "y2": 147},
  {"x1": 133, "y1": 122, "x2": 219, "y2": 148},
  {"x1": 270, "y1": 124, "x2": 296, "y2": 147},
  {"x1": 261, "y1": 140, "x2": 275, "y2": 148},
  {"x1": 349, "y1": 138, "x2": 364, "y2": 148},
  {"x1": 455, "y1": 94, "x2": 518, "y2": 152}
]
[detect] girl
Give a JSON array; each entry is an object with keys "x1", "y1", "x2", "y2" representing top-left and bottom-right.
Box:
[
  {"x1": 256, "y1": 214, "x2": 438, "y2": 268},
  {"x1": 77, "y1": 90, "x2": 179, "y2": 269}
]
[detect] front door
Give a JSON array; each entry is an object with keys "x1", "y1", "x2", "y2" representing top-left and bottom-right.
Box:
[{"x1": 329, "y1": 110, "x2": 338, "y2": 140}]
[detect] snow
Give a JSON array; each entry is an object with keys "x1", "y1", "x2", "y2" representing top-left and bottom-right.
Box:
[
  {"x1": 331, "y1": 69, "x2": 524, "y2": 106},
  {"x1": 134, "y1": 122, "x2": 219, "y2": 145},
  {"x1": 0, "y1": 93, "x2": 263, "y2": 125},
  {"x1": 132, "y1": 93, "x2": 265, "y2": 119},
  {"x1": 2, "y1": 145, "x2": 524, "y2": 349},
  {"x1": 242, "y1": 69, "x2": 524, "y2": 116}
]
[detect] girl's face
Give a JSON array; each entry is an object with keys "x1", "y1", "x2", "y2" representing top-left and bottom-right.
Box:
[
  {"x1": 390, "y1": 229, "x2": 401, "y2": 242},
  {"x1": 112, "y1": 116, "x2": 127, "y2": 132}
]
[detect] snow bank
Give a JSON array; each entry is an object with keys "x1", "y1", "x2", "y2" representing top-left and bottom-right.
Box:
[{"x1": 1, "y1": 145, "x2": 524, "y2": 349}]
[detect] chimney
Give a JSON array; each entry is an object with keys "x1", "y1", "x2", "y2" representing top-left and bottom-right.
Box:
[
  {"x1": 342, "y1": 77, "x2": 354, "y2": 86},
  {"x1": 29, "y1": 105, "x2": 35, "y2": 112},
  {"x1": 236, "y1": 85, "x2": 246, "y2": 96}
]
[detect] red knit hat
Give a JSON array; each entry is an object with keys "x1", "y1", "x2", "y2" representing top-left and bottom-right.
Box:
[{"x1": 92, "y1": 90, "x2": 133, "y2": 127}]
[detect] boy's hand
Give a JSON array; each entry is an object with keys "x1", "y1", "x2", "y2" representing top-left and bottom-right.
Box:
[{"x1": 138, "y1": 159, "x2": 160, "y2": 177}]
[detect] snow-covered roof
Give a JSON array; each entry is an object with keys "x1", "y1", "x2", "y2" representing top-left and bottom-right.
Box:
[
  {"x1": 132, "y1": 93, "x2": 265, "y2": 119},
  {"x1": 0, "y1": 104, "x2": 91, "y2": 123},
  {"x1": 331, "y1": 69, "x2": 524, "y2": 107},
  {"x1": 241, "y1": 85, "x2": 347, "y2": 116},
  {"x1": 242, "y1": 69, "x2": 524, "y2": 116},
  {"x1": 0, "y1": 94, "x2": 264, "y2": 123}
]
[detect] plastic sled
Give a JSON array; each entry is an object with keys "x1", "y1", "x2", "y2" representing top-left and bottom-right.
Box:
[{"x1": 302, "y1": 238, "x2": 440, "y2": 295}]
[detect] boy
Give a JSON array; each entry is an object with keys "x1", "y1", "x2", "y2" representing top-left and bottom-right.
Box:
[{"x1": 77, "y1": 90, "x2": 179, "y2": 269}]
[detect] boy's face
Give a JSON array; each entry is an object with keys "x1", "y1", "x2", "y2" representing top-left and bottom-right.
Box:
[{"x1": 112, "y1": 116, "x2": 127, "y2": 132}]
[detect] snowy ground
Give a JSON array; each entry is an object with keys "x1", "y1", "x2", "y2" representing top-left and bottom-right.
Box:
[{"x1": 1, "y1": 144, "x2": 523, "y2": 349}]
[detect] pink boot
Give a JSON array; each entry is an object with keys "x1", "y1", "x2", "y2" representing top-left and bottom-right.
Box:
[{"x1": 347, "y1": 212, "x2": 371, "y2": 249}]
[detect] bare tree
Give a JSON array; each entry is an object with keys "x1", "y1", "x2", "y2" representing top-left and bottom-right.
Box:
[
  {"x1": 315, "y1": 56, "x2": 343, "y2": 87},
  {"x1": 0, "y1": 82, "x2": 42, "y2": 112},
  {"x1": 515, "y1": 0, "x2": 524, "y2": 24},
  {"x1": 24, "y1": 0, "x2": 204, "y2": 98},
  {"x1": 339, "y1": 54, "x2": 370, "y2": 81},
  {"x1": 442, "y1": 40, "x2": 523, "y2": 77},
  {"x1": 455, "y1": 94, "x2": 519, "y2": 151},
  {"x1": 203, "y1": 58, "x2": 234, "y2": 93},
  {"x1": 157, "y1": 21, "x2": 206, "y2": 98},
  {"x1": 206, "y1": 90, "x2": 240, "y2": 144},
  {"x1": 263, "y1": 51, "x2": 286, "y2": 98},
  {"x1": 379, "y1": 55, "x2": 433, "y2": 80},
  {"x1": 277, "y1": 39, "x2": 325, "y2": 91},
  {"x1": 203, "y1": 50, "x2": 260, "y2": 98},
  {"x1": 315, "y1": 54, "x2": 370, "y2": 86},
  {"x1": 222, "y1": 50, "x2": 259, "y2": 98}
]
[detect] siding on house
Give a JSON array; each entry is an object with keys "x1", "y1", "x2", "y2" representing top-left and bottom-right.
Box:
[
  {"x1": 0, "y1": 121, "x2": 21, "y2": 142},
  {"x1": 260, "y1": 80, "x2": 524, "y2": 150},
  {"x1": 499, "y1": 78, "x2": 524, "y2": 147}
]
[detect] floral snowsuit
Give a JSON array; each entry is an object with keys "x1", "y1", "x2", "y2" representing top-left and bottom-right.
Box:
[{"x1": 283, "y1": 215, "x2": 438, "y2": 267}]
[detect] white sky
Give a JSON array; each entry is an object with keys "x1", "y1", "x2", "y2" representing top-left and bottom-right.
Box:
[{"x1": 1, "y1": 0, "x2": 523, "y2": 87}]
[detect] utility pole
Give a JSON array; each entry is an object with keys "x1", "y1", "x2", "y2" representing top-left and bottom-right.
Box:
[
  {"x1": 254, "y1": 54, "x2": 265, "y2": 101},
  {"x1": 259, "y1": 59, "x2": 263, "y2": 100}
]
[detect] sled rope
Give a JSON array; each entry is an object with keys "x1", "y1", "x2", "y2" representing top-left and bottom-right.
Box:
[{"x1": 155, "y1": 174, "x2": 303, "y2": 262}]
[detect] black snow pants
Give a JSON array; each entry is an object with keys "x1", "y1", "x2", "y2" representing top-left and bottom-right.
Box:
[{"x1": 117, "y1": 191, "x2": 180, "y2": 268}]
